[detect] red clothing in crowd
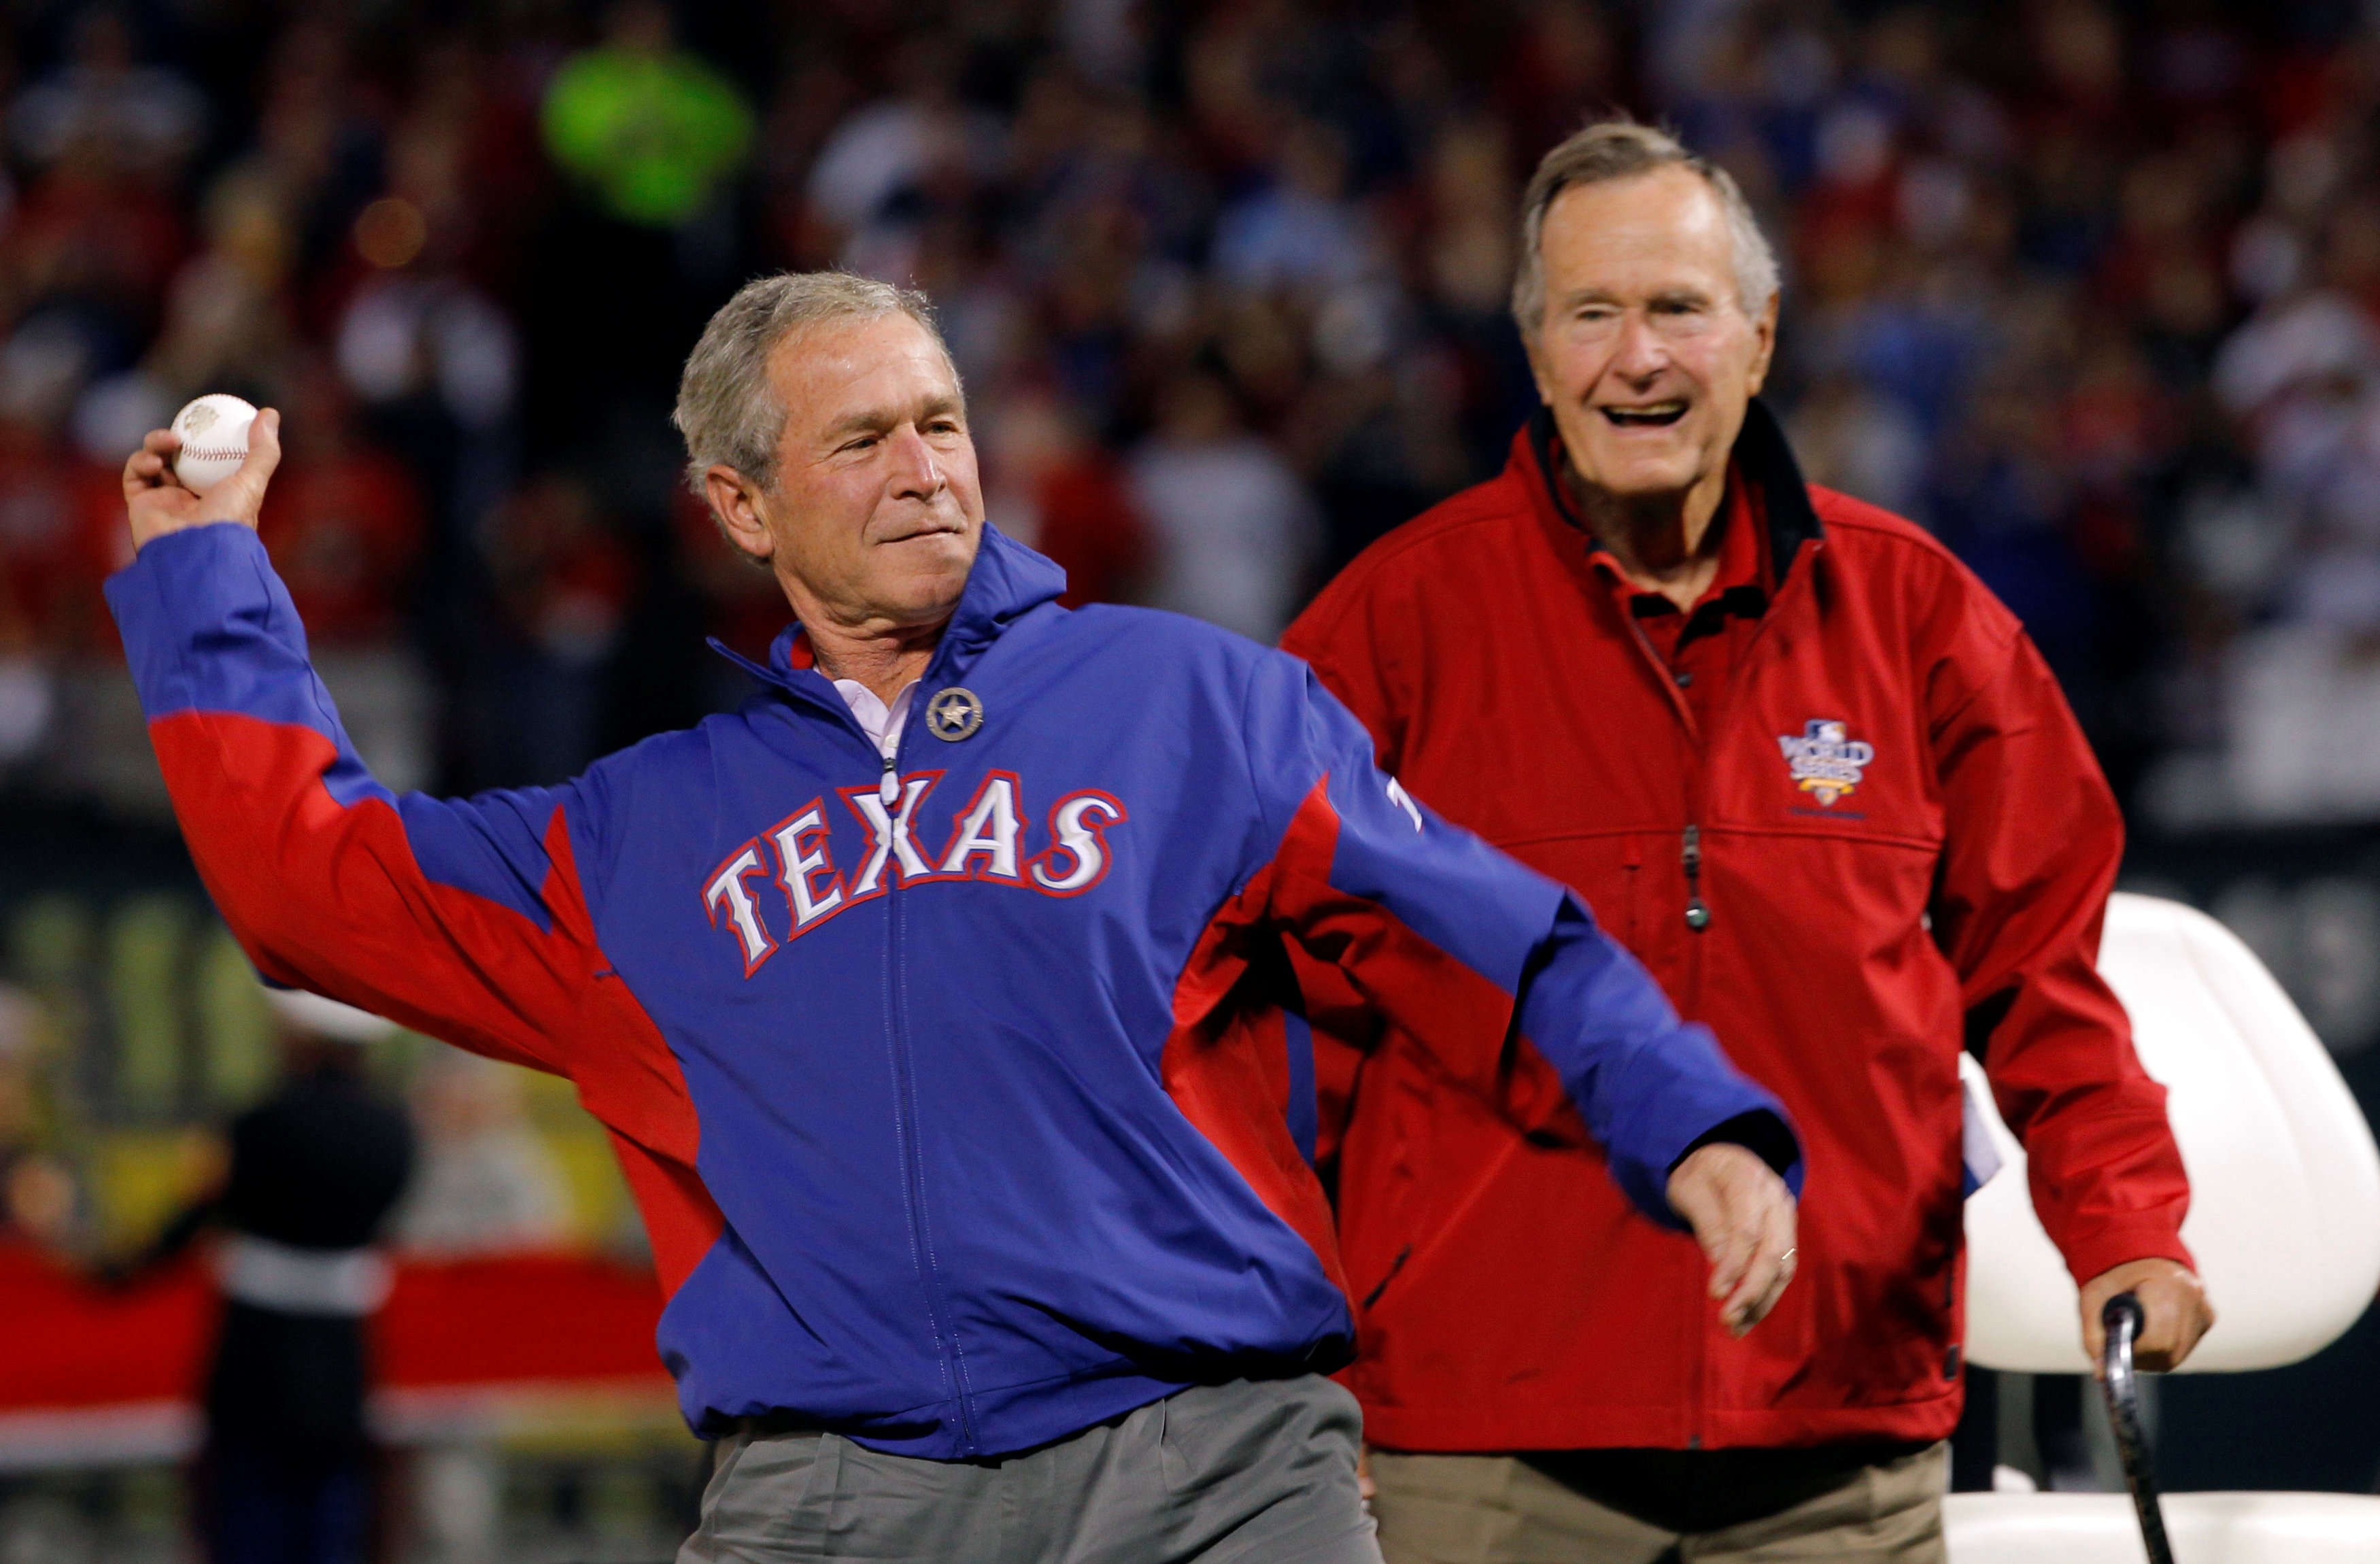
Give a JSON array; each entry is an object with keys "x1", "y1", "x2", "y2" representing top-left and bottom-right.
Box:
[
  {"x1": 1033, "y1": 454, "x2": 1149, "y2": 610},
  {"x1": 673, "y1": 485, "x2": 789, "y2": 664},
  {"x1": 1281, "y1": 402, "x2": 2191, "y2": 1452},
  {"x1": 256, "y1": 451, "x2": 425, "y2": 645},
  {"x1": 0, "y1": 432, "x2": 136, "y2": 655}
]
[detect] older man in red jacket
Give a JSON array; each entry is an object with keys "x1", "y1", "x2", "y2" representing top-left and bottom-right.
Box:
[{"x1": 1282, "y1": 121, "x2": 2214, "y2": 1563}]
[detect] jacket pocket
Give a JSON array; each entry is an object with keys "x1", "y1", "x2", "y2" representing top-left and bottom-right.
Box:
[
  {"x1": 1614, "y1": 838, "x2": 1642, "y2": 952},
  {"x1": 1488, "y1": 832, "x2": 1646, "y2": 958}
]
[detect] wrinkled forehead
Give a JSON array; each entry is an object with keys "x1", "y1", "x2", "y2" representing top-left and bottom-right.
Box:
[
  {"x1": 768, "y1": 312, "x2": 965, "y2": 435},
  {"x1": 1540, "y1": 168, "x2": 1741, "y2": 301}
]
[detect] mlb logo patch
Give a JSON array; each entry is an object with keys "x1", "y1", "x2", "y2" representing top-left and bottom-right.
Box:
[{"x1": 1778, "y1": 719, "x2": 1874, "y2": 806}]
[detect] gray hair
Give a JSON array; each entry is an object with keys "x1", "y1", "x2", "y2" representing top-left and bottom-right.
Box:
[
  {"x1": 673, "y1": 270, "x2": 956, "y2": 498},
  {"x1": 1510, "y1": 120, "x2": 1780, "y2": 340}
]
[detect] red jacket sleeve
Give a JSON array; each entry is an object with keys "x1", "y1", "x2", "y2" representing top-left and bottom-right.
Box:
[{"x1": 1928, "y1": 625, "x2": 2194, "y2": 1285}]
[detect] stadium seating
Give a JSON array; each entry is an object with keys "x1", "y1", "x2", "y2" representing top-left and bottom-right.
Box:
[{"x1": 1948, "y1": 892, "x2": 2380, "y2": 1559}]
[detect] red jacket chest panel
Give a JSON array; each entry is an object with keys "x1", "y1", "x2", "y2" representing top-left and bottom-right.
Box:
[{"x1": 1381, "y1": 513, "x2": 1948, "y2": 864}]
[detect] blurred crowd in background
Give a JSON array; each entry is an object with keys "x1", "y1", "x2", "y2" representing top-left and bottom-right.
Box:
[
  {"x1": 0, "y1": 0, "x2": 2377, "y2": 821},
  {"x1": 12, "y1": 0, "x2": 2375, "y2": 1236},
  {"x1": 7, "y1": 0, "x2": 2380, "y2": 1551}
]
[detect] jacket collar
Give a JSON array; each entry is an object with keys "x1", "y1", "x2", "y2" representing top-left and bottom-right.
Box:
[
  {"x1": 709, "y1": 522, "x2": 1068, "y2": 705},
  {"x1": 1520, "y1": 395, "x2": 1822, "y2": 581}
]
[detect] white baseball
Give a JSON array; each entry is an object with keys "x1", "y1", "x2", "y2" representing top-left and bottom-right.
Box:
[{"x1": 171, "y1": 394, "x2": 258, "y2": 494}]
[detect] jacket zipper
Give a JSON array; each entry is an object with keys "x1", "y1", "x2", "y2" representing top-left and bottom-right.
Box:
[
  {"x1": 877, "y1": 683, "x2": 980, "y2": 1455},
  {"x1": 1670, "y1": 534, "x2": 1826, "y2": 945},
  {"x1": 1677, "y1": 544, "x2": 1823, "y2": 1450},
  {"x1": 1611, "y1": 613, "x2": 1712, "y2": 941},
  {"x1": 1613, "y1": 592, "x2": 1720, "y2": 1446},
  {"x1": 1589, "y1": 534, "x2": 1831, "y2": 1451},
  {"x1": 758, "y1": 667, "x2": 981, "y2": 1450},
  {"x1": 1681, "y1": 824, "x2": 1709, "y2": 931},
  {"x1": 1682, "y1": 815, "x2": 1710, "y2": 1446}
]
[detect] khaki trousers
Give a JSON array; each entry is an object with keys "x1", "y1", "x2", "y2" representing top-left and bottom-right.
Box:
[{"x1": 1370, "y1": 1442, "x2": 1948, "y2": 1564}]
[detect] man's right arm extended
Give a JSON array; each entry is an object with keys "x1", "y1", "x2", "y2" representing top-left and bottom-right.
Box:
[{"x1": 109, "y1": 421, "x2": 608, "y2": 1080}]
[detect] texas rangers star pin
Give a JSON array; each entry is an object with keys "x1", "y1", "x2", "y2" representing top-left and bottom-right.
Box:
[{"x1": 926, "y1": 686, "x2": 984, "y2": 741}]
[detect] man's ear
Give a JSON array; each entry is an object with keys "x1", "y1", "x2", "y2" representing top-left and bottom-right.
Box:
[
  {"x1": 703, "y1": 465, "x2": 775, "y2": 562},
  {"x1": 1523, "y1": 331, "x2": 1557, "y2": 408},
  {"x1": 1745, "y1": 292, "x2": 1780, "y2": 397}
]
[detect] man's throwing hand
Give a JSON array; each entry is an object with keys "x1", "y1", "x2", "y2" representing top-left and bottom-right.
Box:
[
  {"x1": 1667, "y1": 1142, "x2": 1798, "y2": 1337},
  {"x1": 122, "y1": 409, "x2": 283, "y2": 553}
]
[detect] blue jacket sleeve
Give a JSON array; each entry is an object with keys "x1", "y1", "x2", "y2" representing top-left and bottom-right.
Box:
[
  {"x1": 1246, "y1": 649, "x2": 1801, "y2": 1227},
  {"x1": 103, "y1": 522, "x2": 602, "y2": 1076}
]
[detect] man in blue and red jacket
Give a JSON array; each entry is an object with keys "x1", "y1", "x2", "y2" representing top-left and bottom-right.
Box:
[{"x1": 109, "y1": 271, "x2": 1801, "y2": 1564}]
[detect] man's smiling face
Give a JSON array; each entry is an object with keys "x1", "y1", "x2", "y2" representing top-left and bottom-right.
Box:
[
  {"x1": 741, "y1": 311, "x2": 984, "y2": 632},
  {"x1": 1525, "y1": 166, "x2": 1777, "y2": 507}
]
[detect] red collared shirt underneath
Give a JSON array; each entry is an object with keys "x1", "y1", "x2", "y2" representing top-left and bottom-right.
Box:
[{"x1": 1576, "y1": 469, "x2": 1773, "y2": 731}]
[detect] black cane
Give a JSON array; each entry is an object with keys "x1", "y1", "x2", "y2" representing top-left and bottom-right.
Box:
[{"x1": 2100, "y1": 1292, "x2": 2177, "y2": 1564}]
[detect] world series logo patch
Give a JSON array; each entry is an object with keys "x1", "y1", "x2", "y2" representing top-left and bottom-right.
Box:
[{"x1": 1778, "y1": 719, "x2": 1874, "y2": 806}]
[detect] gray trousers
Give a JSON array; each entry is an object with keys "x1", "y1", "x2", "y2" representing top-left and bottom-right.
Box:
[{"x1": 679, "y1": 1376, "x2": 1382, "y2": 1563}]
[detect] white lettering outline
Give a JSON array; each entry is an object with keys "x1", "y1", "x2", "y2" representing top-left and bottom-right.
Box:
[
  {"x1": 768, "y1": 801, "x2": 847, "y2": 932},
  {"x1": 702, "y1": 843, "x2": 778, "y2": 975},
  {"x1": 934, "y1": 771, "x2": 1025, "y2": 881},
  {"x1": 1030, "y1": 791, "x2": 1127, "y2": 896}
]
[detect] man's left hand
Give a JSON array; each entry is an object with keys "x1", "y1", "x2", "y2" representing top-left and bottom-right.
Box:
[
  {"x1": 2079, "y1": 1257, "x2": 2214, "y2": 1375},
  {"x1": 1667, "y1": 1143, "x2": 1798, "y2": 1337}
]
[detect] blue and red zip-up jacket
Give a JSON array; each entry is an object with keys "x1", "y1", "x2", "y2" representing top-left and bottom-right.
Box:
[{"x1": 107, "y1": 519, "x2": 1799, "y2": 1460}]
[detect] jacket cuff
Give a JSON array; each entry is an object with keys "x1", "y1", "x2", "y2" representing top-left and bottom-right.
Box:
[
  {"x1": 1668, "y1": 1110, "x2": 1802, "y2": 1183},
  {"x1": 2054, "y1": 1217, "x2": 2196, "y2": 1289},
  {"x1": 1619, "y1": 1081, "x2": 1805, "y2": 1233}
]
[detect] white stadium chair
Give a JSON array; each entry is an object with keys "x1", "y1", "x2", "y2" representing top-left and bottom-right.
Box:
[
  {"x1": 1945, "y1": 1491, "x2": 2380, "y2": 1563},
  {"x1": 1949, "y1": 891, "x2": 2380, "y2": 1561}
]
